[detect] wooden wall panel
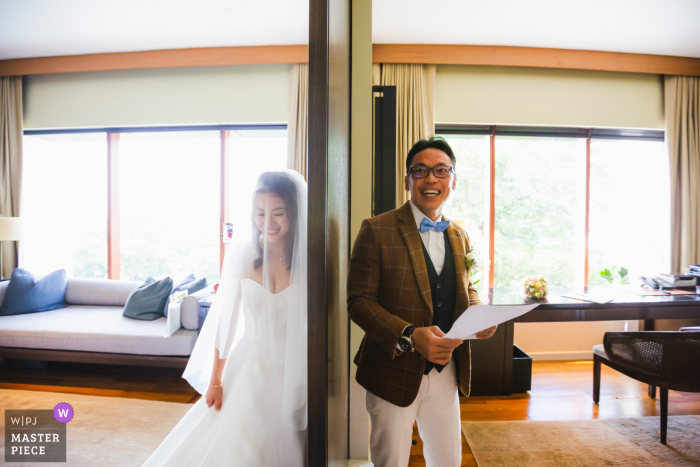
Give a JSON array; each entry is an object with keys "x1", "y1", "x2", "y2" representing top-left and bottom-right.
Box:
[
  {"x1": 308, "y1": 0, "x2": 351, "y2": 463},
  {"x1": 0, "y1": 45, "x2": 308, "y2": 77},
  {"x1": 307, "y1": 0, "x2": 330, "y2": 460},
  {"x1": 373, "y1": 44, "x2": 700, "y2": 77}
]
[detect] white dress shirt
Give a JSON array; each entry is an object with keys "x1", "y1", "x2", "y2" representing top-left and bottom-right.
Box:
[{"x1": 409, "y1": 200, "x2": 446, "y2": 275}]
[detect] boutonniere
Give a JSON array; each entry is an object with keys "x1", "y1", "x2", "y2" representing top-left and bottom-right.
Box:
[{"x1": 465, "y1": 247, "x2": 488, "y2": 285}]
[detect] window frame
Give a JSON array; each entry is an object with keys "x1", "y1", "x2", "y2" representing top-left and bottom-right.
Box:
[
  {"x1": 435, "y1": 124, "x2": 665, "y2": 289},
  {"x1": 23, "y1": 124, "x2": 288, "y2": 279}
]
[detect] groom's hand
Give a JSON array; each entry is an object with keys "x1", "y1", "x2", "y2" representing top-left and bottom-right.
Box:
[
  {"x1": 476, "y1": 325, "x2": 498, "y2": 339},
  {"x1": 412, "y1": 326, "x2": 462, "y2": 365}
]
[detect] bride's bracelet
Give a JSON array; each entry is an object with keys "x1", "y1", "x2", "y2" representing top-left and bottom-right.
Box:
[{"x1": 210, "y1": 383, "x2": 222, "y2": 388}]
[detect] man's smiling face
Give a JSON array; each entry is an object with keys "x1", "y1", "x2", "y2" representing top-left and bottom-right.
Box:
[{"x1": 404, "y1": 147, "x2": 457, "y2": 220}]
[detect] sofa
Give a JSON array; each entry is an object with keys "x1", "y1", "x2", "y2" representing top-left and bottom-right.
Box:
[{"x1": 0, "y1": 278, "x2": 212, "y2": 368}]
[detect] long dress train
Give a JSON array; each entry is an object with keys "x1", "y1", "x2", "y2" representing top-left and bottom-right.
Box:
[{"x1": 142, "y1": 278, "x2": 306, "y2": 467}]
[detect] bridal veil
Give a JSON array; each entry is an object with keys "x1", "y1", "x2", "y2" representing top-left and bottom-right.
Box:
[{"x1": 182, "y1": 169, "x2": 308, "y2": 431}]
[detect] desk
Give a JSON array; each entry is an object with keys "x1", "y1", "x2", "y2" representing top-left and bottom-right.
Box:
[{"x1": 470, "y1": 286, "x2": 700, "y2": 396}]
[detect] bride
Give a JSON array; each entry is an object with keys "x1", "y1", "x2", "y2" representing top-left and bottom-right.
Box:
[{"x1": 143, "y1": 170, "x2": 307, "y2": 467}]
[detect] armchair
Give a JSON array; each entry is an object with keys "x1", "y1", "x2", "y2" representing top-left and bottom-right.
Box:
[{"x1": 592, "y1": 331, "x2": 700, "y2": 444}]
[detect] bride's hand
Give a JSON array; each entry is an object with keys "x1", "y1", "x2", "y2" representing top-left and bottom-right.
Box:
[{"x1": 205, "y1": 385, "x2": 223, "y2": 412}]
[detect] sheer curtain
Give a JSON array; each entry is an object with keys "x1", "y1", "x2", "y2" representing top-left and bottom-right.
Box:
[
  {"x1": 373, "y1": 63, "x2": 436, "y2": 207},
  {"x1": 0, "y1": 76, "x2": 23, "y2": 278},
  {"x1": 287, "y1": 63, "x2": 308, "y2": 180}
]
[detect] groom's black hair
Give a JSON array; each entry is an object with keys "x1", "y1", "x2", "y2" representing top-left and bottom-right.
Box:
[{"x1": 405, "y1": 136, "x2": 457, "y2": 173}]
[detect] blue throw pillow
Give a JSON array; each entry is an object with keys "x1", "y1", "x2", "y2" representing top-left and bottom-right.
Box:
[
  {"x1": 163, "y1": 275, "x2": 209, "y2": 316},
  {"x1": 123, "y1": 276, "x2": 174, "y2": 321},
  {"x1": 0, "y1": 268, "x2": 68, "y2": 316}
]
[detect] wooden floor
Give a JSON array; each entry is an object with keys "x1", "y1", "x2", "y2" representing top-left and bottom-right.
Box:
[
  {"x1": 2, "y1": 359, "x2": 699, "y2": 466},
  {"x1": 0, "y1": 359, "x2": 198, "y2": 403},
  {"x1": 410, "y1": 360, "x2": 700, "y2": 467}
]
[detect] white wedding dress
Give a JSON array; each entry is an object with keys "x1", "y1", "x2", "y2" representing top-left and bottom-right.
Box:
[{"x1": 142, "y1": 278, "x2": 306, "y2": 467}]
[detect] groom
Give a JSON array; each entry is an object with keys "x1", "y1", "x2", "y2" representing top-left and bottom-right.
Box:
[{"x1": 348, "y1": 137, "x2": 497, "y2": 467}]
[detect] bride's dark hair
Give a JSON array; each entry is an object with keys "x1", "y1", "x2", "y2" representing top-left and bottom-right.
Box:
[{"x1": 252, "y1": 172, "x2": 298, "y2": 270}]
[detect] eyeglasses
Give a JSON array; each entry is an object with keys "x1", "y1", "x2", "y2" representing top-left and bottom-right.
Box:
[{"x1": 408, "y1": 165, "x2": 455, "y2": 179}]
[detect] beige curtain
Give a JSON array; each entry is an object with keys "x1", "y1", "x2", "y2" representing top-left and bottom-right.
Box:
[
  {"x1": 1, "y1": 76, "x2": 23, "y2": 278},
  {"x1": 287, "y1": 63, "x2": 308, "y2": 180},
  {"x1": 373, "y1": 63, "x2": 436, "y2": 207},
  {"x1": 665, "y1": 75, "x2": 700, "y2": 272}
]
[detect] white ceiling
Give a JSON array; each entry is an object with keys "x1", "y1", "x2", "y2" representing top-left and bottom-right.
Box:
[
  {"x1": 0, "y1": 0, "x2": 310, "y2": 60},
  {"x1": 1, "y1": 0, "x2": 699, "y2": 60},
  {"x1": 375, "y1": 0, "x2": 700, "y2": 58}
]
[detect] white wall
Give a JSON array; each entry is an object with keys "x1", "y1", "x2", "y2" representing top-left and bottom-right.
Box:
[
  {"x1": 23, "y1": 64, "x2": 290, "y2": 129},
  {"x1": 514, "y1": 320, "x2": 639, "y2": 361},
  {"x1": 436, "y1": 65, "x2": 664, "y2": 129}
]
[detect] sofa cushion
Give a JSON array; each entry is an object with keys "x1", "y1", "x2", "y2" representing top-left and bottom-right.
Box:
[
  {"x1": 180, "y1": 286, "x2": 214, "y2": 330},
  {"x1": 123, "y1": 277, "x2": 173, "y2": 321},
  {"x1": 0, "y1": 269, "x2": 67, "y2": 316},
  {"x1": 66, "y1": 278, "x2": 141, "y2": 307},
  {"x1": 0, "y1": 305, "x2": 197, "y2": 356},
  {"x1": 164, "y1": 275, "x2": 209, "y2": 317}
]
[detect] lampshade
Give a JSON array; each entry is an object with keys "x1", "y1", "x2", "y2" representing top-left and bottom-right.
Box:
[{"x1": 0, "y1": 217, "x2": 22, "y2": 241}]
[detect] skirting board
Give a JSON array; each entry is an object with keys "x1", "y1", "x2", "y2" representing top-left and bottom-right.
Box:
[{"x1": 527, "y1": 351, "x2": 593, "y2": 361}]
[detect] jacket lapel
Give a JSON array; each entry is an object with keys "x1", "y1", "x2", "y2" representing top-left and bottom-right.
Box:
[
  {"x1": 445, "y1": 221, "x2": 469, "y2": 321},
  {"x1": 398, "y1": 202, "x2": 433, "y2": 313}
]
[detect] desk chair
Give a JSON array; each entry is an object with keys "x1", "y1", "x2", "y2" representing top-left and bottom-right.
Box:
[{"x1": 592, "y1": 330, "x2": 700, "y2": 444}]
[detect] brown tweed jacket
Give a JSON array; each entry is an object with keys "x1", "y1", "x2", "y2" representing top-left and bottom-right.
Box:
[{"x1": 348, "y1": 201, "x2": 483, "y2": 407}]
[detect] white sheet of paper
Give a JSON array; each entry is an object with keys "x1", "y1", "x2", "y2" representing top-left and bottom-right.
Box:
[{"x1": 444, "y1": 304, "x2": 540, "y2": 340}]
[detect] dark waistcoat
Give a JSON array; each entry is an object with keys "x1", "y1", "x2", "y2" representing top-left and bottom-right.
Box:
[{"x1": 420, "y1": 229, "x2": 457, "y2": 375}]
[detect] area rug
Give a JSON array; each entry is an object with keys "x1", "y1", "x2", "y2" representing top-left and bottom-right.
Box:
[
  {"x1": 462, "y1": 416, "x2": 700, "y2": 467},
  {"x1": 1, "y1": 388, "x2": 193, "y2": 466}
]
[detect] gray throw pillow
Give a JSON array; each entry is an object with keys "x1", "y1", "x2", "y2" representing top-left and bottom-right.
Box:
[
  {"x1": 123, "y1": 276, "x2": 173, "y2": 321},
  {"x1": 164, "y1": 275, "x2": 209, "y2": 317},
  {"x1": 0, "y1": 268, "x2": 67, "y2": 316}
]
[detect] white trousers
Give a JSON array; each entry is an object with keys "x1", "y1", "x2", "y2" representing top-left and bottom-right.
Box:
[{"x1": 366, "y1": 359, "x2": 462, "y2": 467}]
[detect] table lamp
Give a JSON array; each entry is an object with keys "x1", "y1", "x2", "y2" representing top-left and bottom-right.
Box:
[{"x1": 0, "y1": 215, "x2": 22, "y2": 281}]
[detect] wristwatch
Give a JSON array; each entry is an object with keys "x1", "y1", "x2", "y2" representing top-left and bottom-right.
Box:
[{"x1": 398, "y1": 325, "x2": 416, "y2": 353}]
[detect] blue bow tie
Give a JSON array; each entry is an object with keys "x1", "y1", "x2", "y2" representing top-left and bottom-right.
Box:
[{"x1": 419, "y1": 217, "x2": 450, "y2": 233}]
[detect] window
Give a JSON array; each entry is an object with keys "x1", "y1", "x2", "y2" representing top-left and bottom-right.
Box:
[
  {"x1": 437, "y1": 126, "x2": 668, "y2": 291},
  {"x1": 494, "y1": 136, "x2": 586, "y2": 287},
  {"x1": 22, "y1": 126, "x2": 288, "y2": 284},
  {"x1": 22, "y1": 133, "x2": 108, "y2": 278},
  {"x1": 226, "y1": 129, "x2": 288, "y2": 246},
  {"x1": 441, "y1": 135, "x2": 490, "y2": 296},
  {"x1": 119, "y1": 131, "x2": 221, "y2": 282},
  {"x1": 588, "y1": 139, "x2": 670, "y2": 284}
]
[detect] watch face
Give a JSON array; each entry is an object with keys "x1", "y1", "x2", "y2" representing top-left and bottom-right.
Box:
[{"x1": 399, "y1": 338, "x2": 411, "y2": 352}]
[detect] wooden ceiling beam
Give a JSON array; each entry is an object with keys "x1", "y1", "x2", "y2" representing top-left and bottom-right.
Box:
[
  {"x1": 0, "y1": 45, "x2": 309, "y2": 77},
  {"x1": 372, "y1": 44, "x2": 700, "y2": 76},
  {"x1": 3, "y1": 43, "x2": 699, "y2": 77}
]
